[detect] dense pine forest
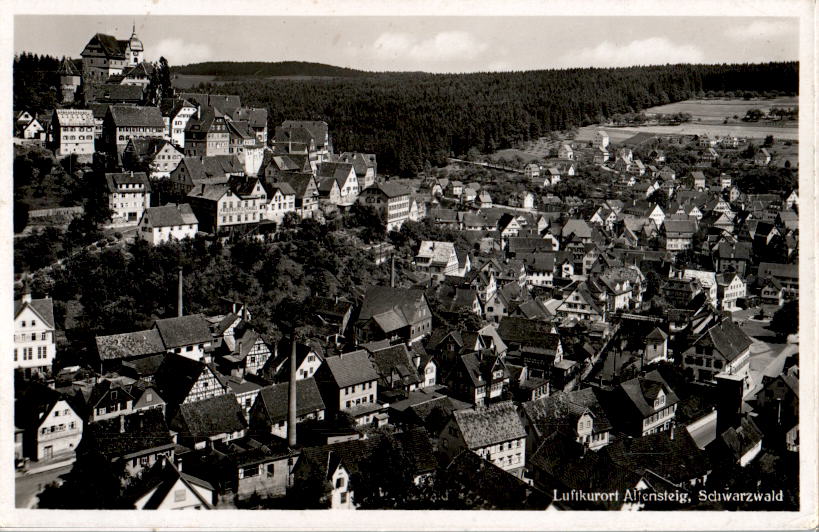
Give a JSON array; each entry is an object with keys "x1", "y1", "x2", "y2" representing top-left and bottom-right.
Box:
[
  {"x1": 14, "y1": 54, "x2": 798, "y2": 176},
  {"x1": 196, "y1": 62, "x2": 798, "y2": 175},
  {"x1": 171, "y1": 61, "x2": 369, "y2": 78}
]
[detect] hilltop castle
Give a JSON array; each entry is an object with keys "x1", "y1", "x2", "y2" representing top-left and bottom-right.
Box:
[{"x1": 79, "y1": 25, "x2": 145, "y2": 83}]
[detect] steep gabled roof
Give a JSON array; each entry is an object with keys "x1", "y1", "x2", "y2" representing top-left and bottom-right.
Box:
[
  {"x1": 324, "y1": 350, "x2": 379, "y2": 388},
  {"x1": 255, "y1": 377, "x2": 325, "y2": 423},
  {"x1": 108, "y1": 105, "x2": 165, "y2": 128},
  {"x1": 170, "y1": 393, "x2": 247, "y2": 439},
  {"x1": 95, "y1": 329, "x2": 166, "y2": 362},
  {"x1": 453, "y1": 401, "x2": 527, "y2": 449},
  {"x1": 153, "y1": 314, "x2": 212, "y2": 349},
  {"x1": 14, "y1": 297, "x2": 55, "y2": 329}
]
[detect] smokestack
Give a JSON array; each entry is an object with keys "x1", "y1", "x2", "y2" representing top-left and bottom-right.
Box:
[
  {"x1": 390, "y1": 254, "x2": 395, "y2": 288},
  {"x1": 670, "y1": 424, "x2": 675, "y2": 440},
  {"x1": 177, "y1": 267, "x2": 184, "y2": 317},
  {"x1": 287, "y1": 333, "x2": 298, "y2": 448}
]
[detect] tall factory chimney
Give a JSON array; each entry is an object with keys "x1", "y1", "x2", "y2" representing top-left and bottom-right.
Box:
[
  {"x1": 177, "y1": 267, "x2": 184, "y2": 317},
  {"x1": 287, "y1": 332, "x2": 298, "y2": 448}
]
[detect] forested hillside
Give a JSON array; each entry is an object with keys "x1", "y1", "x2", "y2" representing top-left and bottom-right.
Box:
[
  {"x1": 198, "y1": 62, "x2": 798, "y2": 175},
  {"x1": 171, "y1": 61, "x2": 368, "y2": 78}
]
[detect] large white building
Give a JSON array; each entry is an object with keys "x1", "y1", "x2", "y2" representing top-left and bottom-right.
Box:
[
  {"x1": 51, "y1": 109, "x2": 95, "y2": 159},
  {"x1": 106, "y1": 171, "x2": 151, "y2": 226},
  {"x1": 14, "y1": 293, "x2": 56, "y2": 377},
  {"x1": 137, "y1": 204, "x2": 199, "y2": 245}
]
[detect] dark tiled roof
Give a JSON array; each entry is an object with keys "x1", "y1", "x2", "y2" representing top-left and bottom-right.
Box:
[
  {"x1": 605, "y1": 428, "x2": 710, "y2": 484},
  {"x1": 296, "y1": 427, "x2": 435, "y2": 482},
  {"x1": 446, "y1": 450, "x2": 550, "y2": 509},
  {"x1": 153, "y1": 355, "x2": 225, "y2": 407},
  {"x1": 278, "y1": 172, "x2": 316, "y2": 198},
  {"x1": 358, "y1": 286, "x2": 428, "y2": 333},
  {"x1": 497, "y1": 317, "x2": 560, "y2": 352},
  {"x1": 324, "y1": 350, "x2": 379, "y2": 388},
  {"x1": 255, "y1": 377, "x2": 325, "y2": 423},
  {"x1": 702, "y1": 319, "x2": 753, "y2": 362},
  {"x1": 95, "y1": 329, "x2": 165, "y2": 361},
  {"x1": 370, "y1": 344, "x2": 421, "y2": 388},
  {"x1": 109, "y1": 105, "x2": 164, "y2": 127},
  {"x1": 154, "y1": 314, "x2": 212, "y2": 349},
  {"x1": 619, "y1": 370, "x2": 679, "y2": 417},
  {"x1": 142, "y1": 204, "x2": 198, "y2": 228},
  {"x1": 523, "y1": 388, "x2": 612, "y2": 437},
  {"x1": 90, "y1": 409, "x2": 174, "y2": 460},
  {"x1": 453, "y1": 401, "x2": 526, "y2": 449},
  {"x1": 170, "y1": 393, "x2": 247, "y2": 438}
]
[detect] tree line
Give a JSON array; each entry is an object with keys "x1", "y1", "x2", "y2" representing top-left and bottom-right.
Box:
[{"x1": 195, "y1": 62, "x2": 798, "y2": 176}]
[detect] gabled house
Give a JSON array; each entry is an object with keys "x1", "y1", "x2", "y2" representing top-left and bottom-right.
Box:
[
  {"x1": 521, "y1": 388, "x2": 612, "y2": 454},
  {"x1": 754, "y1": 148, "x2": 771, "y2": 166},
  {"x1": 438, "y1": 401, "x2": 527, "y2": 478},
  {"x1": 154, "y1": 354, "x2": 228, "y2": 408},
  {"x1": 415, "y1": 241, "x2": 460, "y2": 280},
  {"x1": 132, "y1": 457, "x2": 216, "y2": 510},
  {"x1": 184, "y1": 107, "x2": 230, "y2": 157},
  {"x1": 444, "y1": 350, "x2": 509, "y2": 406},
  {"x1": 682, "y1": 318, "x2": 752, "y2": 391},
  {"x1": 355, "y1": 286, "x2": 432, "y2": 345},
  {"x1": 14, "y1": 292, "x2": 56, "y2": 377},
  {"x1": 15, "y1": 382, "x2": 83, "y2": 461},
  {"x1": 249, "y1": 377, "x2": 326, "y2": 439},
  {"x1": 84, "y1": 408, "x2": 176, "y2": 477},
  {"x1": 137, "y1": 204, "x2": 199, "y2": 245},
  {"x1": 168, "y1": 392, "x2": 247, "y2": 449},
  {"x1": 316, "y1": 161, "x2": 359, "y2": 206},
  {"x1": 612, "y1": 370, "x2": 679, "y2": 437},
  {"x1": 338, "y1": 152, "x2": 377, "y2": 189},
  {"x1": 122, "y1": 138, "x2": 184, "y2": 179},
  {"x1": 368, "y1": 344, "x2": 423, "y2": 394},
  {"x1": 153, "y1": 314, "x2": 214, "y2": 362},
  {"x1": 643, "y1": 327, "x2": 669, "y2": 364},
  {"x1": 314, "y1": 350, "x2": 385, "y2": 426},
  {"x1": 104, "y1": 105, "x2": 165, "y2": 153}
]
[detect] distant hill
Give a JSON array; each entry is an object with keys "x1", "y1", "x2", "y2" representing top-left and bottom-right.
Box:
[{"x1": 170, "y1": 61, "x2": 369, "y2": 78}]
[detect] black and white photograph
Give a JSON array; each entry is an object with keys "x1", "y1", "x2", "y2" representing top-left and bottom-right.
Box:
[{"x1": 4, "y1": 0, "x2": 817, "y2": 529}]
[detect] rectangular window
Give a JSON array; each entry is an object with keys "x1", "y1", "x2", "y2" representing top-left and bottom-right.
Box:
[{"x1": 174, "y1": 489, "x2": 186, "y2": 502}]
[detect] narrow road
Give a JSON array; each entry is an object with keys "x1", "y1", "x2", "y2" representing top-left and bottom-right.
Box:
[{"x1": 15, "y1": 464, "x2": 73, "y2": 508}]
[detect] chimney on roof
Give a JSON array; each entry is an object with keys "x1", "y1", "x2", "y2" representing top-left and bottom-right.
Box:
[{"x1": 177, "y1": 267, "x2": 184, "y2": 317}]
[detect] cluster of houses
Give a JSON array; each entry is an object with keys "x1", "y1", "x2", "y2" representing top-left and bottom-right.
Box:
[
  {"x1": 13, "y1": 28, "x2": 800, "y2": 511},
  {"x1": 14, "y1": 29, "x2": 409, "y2": 239}
]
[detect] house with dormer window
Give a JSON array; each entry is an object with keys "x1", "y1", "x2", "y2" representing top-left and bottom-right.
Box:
[{"x1": 614, "y1": 370, "x2": 679, "y2": 437}]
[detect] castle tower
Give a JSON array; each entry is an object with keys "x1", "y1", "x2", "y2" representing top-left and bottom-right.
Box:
[{"x1": 57, "y1": 58, "x2": 81, "y2": 103}]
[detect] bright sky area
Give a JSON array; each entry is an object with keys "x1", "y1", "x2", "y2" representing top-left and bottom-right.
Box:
[{"x1": 15, "y1": 16, "x2": 799, "y2": 73}]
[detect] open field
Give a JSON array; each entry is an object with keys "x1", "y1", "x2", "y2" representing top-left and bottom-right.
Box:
[
  {"x1": 644, "y1": 97, "x2": 798, "y2": 123},
  {"x1": 575, "y1": 97, "x2": 800, "y2": 144}
]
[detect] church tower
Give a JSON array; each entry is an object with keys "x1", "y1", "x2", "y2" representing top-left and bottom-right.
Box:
[{"x1": 127, "y1": 23, "x2": 144, "y2": 65}]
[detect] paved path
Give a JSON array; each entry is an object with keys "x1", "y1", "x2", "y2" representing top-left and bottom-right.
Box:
[{"x1": 15, "y1": 463, "x2": 73, "y2": 508}]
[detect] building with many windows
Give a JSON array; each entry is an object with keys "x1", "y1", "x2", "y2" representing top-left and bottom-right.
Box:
[
  {"x1": 51, "y1": 109, "x2": 95, "y2": 159},
  {"x1": 358, "y1": 182, "x2": 411, "y2": 232},
  {"x1": 14, "y1": 293, "x2": 56, "y2": 377}
]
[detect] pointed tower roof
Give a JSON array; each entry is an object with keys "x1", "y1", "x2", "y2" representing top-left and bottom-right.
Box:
[{"x1": 57, "y1": 57, "x2": 79, "y2": 76}]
